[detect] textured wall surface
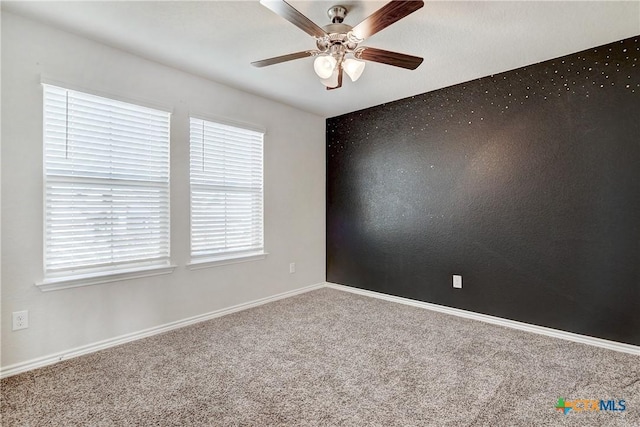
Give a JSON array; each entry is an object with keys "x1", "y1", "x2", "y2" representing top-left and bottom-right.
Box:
[{"x1": 327, "y1": 37, "x2": 640, "y2": 345}]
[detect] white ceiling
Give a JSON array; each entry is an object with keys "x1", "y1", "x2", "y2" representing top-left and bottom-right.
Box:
[{"x1": 3, "y1": 1, "x2": 639, "y2": 117}]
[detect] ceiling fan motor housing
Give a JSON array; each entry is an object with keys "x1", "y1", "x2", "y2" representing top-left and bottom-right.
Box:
[
  {"x1": 317, "y1": 23, "x2": 357, "y2": 52},
  {"x1": 315, "y1": 6, "x2": 358, "y2": 53}
]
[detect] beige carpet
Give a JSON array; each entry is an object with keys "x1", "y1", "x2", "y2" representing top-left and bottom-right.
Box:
[{"x1": 1, "y1": 287, "x2": 638, "y2": 426}]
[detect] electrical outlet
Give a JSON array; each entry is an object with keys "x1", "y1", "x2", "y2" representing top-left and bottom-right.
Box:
[
  {"x1": 453, "y1": 275, "x2": 463, "y2": 289},
  {"x1": 289, "y1": 262, "x2": 296, "y2": 274},
  {"x1": 12, "y1": 310, "x2": 29, "y2": 331}
]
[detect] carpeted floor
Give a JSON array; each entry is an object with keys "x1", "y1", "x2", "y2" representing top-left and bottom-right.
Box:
[{"x1": 1, "y1": 287, "x2": 638, "y2": 426}]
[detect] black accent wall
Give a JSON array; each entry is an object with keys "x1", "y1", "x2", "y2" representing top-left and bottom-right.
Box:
[{"x1": 326, "y1": 37, "x2": 640, "y2": 345}]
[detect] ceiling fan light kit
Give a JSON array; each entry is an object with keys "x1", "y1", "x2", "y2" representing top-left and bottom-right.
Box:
[
  {"x1": 342, "y1": 58, "x2": 366, "y2": 82},
  {"x1": 320, "y1": 69, "x2": 340, "y2": 88},
  {"x1": 313, "y1": 55, "x2": 338, "y2": 79},
  {"x1": 252, "y1": 0, "x2": 424, "y2": 90}
]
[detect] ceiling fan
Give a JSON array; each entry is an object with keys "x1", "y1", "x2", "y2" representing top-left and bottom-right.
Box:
[{"x1": 252, "y1": 0, "x2": 424, "y2": 90}]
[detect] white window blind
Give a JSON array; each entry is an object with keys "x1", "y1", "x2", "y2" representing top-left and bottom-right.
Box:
[
  {"x1": 190, "y1": 118, "x2": 264, "y2": 262},
  {"x1": 43, "y1": 84, "x2": 171, "y2": 281}
]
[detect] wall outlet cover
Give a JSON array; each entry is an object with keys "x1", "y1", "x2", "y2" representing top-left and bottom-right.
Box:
[
  {"x1": 12, "y1": 310, "x2": 29, "y2": 331},
  {"x1": 453, "y1": 275, "x2": 463, "y2": 289}
]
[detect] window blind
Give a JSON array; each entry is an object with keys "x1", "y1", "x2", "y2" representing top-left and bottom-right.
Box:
[
  {"x1": 189, "y1": 118, "x2": 264, "y2": 261},
  {"x1": 43, "y1": 84, "x2": 170, "y2": 279}
]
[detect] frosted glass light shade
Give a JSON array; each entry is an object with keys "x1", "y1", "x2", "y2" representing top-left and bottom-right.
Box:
[
  {"x1": 343, "y1": 58, "x2": 366, "y2": 82},
  {"x1": 320, "y1": 69, "x2": 339, "y2": 88},
  {"x1": 313, "y1": 55, "x2": 337, "y2": 79}
]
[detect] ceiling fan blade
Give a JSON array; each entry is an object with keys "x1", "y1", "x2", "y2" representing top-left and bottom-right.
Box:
[
  {"x1": 351, "y1": 1, "x2": 424, "y2": 41},
  {"x1": 260, "y1": 0, "x2": 327, "y2": 38},
  {"x1": 356, "y1": 47, "x2": 423, "y2": 70},
  {"x1": 251, "y1": 51, "x2": 316, "y2": 67},
  {"x1": 326, "y1": 65, "x2": 343, "y2": 90}
]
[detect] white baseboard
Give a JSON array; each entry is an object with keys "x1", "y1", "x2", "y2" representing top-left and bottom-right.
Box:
[
  {"x1": 326, "y1": 282, "x2": 640, "y2": 356},
  {"x1": 0, "y1": 282, "x2": 325, "y2": 379},
  {"x1": 4, "y1": 281, "x2": 636, "y2": 379}
]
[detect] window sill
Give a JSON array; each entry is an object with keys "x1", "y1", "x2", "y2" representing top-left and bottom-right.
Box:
[
  {"x1": 187, "y1": 252, "x2": 268, "y2": 271},
  {"x1": 36, "y1": 264, "x2": 177, "y2": 292}
]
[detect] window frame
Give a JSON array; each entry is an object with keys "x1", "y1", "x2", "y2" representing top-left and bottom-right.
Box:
[
  {"x1": 37, "y1": 83, "x2": 175, "y2": 291},
  {"x1": 187, "y1": 115, "x2": 266, "y2": 269}
]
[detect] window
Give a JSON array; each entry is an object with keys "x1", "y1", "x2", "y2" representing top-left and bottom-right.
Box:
[
  {"x1": 189, "y1": 117, "x2": 264, "y2": 265},
  {"x1": 41, "y1": 84, "x2": 172, "y2": 289}
]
